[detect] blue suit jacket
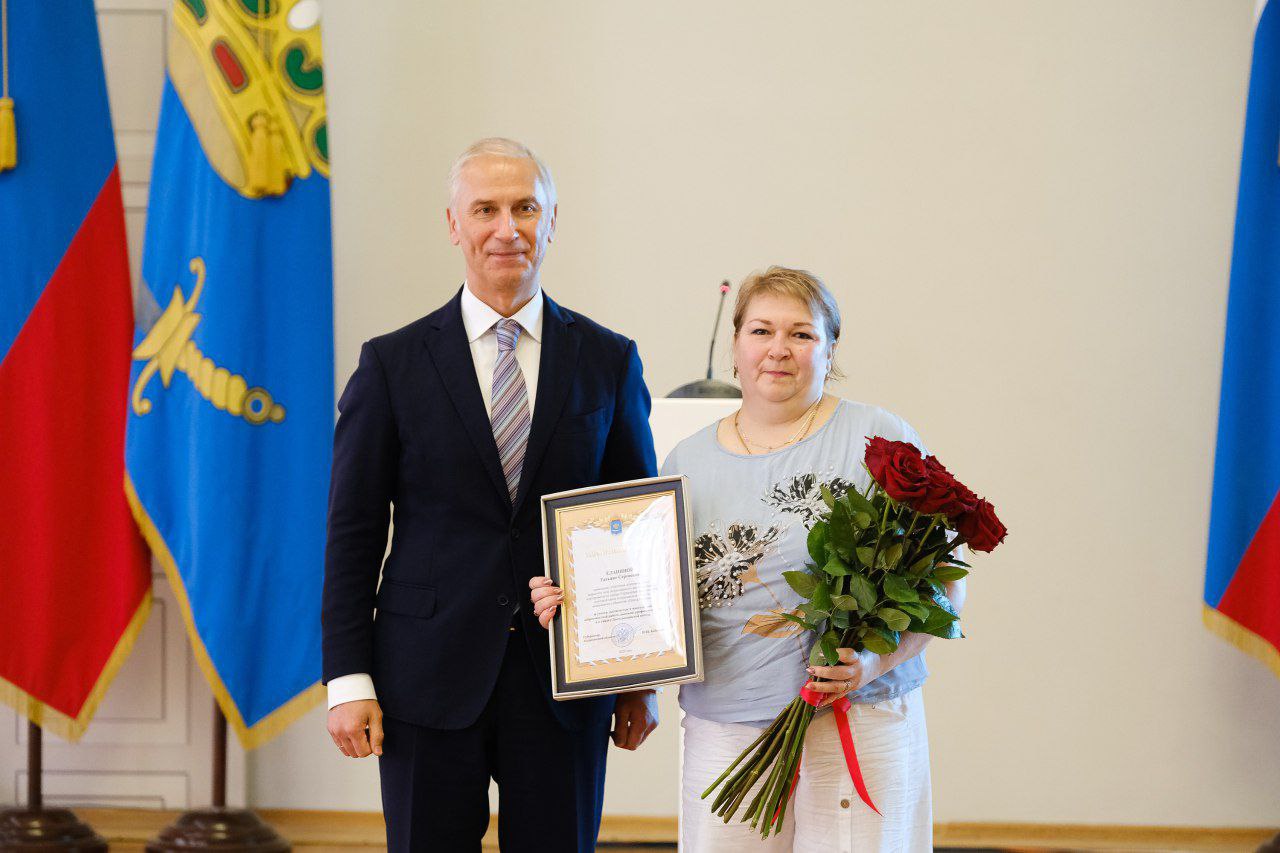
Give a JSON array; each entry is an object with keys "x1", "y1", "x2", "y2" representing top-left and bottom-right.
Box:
[{"x1": 321, "y1": 290, "x2": 658, "y2": 732}]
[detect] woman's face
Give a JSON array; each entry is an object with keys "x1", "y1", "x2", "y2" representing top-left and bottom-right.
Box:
[{"x1": 732, "y1": 292, "x2": 834, "y2": 406}]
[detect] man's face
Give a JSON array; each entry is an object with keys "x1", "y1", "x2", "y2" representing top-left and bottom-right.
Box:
[{"x1": 447, "y1": 155, "x2": 556, "y2": 296}]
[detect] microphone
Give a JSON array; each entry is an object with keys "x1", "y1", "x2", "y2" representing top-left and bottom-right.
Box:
[
  {"x1": 668, "y1": 280, "x2": 742, "y2": 398},
  {"x1": 705, "y1": 281, "x2": 731, "y2": 380}
]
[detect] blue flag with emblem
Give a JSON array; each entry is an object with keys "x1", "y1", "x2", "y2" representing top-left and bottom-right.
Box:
[{"x1": 125, "y1": 0, "x2": 332, "y2": 747}]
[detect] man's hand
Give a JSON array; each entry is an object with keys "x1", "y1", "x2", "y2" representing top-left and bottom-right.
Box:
[
  {"x1": 327, "y1": 699, "x2": 384, "y2": 758},
  {"x1": 611, "y1": 690, "x2": 659, "y2": 750}
]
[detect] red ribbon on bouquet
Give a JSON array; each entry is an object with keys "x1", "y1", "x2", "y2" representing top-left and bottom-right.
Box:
[{"x1": 774, "y1": 687, "x2": 881, "y2": 820}]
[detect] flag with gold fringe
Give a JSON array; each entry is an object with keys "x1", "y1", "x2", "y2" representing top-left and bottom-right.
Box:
[
  {"x1": 125, "y1": 0, "x2": 333, "y2": 748},
  {"x1": 0, "y1": 0, "x2": 152, "y2": 741},
  {"x1": 1204, "y1": 0, "x2": 1280, "y2": 679}
]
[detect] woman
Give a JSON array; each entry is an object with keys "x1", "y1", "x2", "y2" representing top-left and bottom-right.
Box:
[{"x1": 531, "y1": 266, "x2": 965, "y2": 852}]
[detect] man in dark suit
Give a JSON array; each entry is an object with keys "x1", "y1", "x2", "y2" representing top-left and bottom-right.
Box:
[{"x1": 322, "y1": 138, "x2": 660, "y2": 852}]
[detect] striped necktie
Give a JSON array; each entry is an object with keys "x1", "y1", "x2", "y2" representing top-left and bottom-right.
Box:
[{"x1": 491, "y1": 318, "x2": 531, "y2": 504}]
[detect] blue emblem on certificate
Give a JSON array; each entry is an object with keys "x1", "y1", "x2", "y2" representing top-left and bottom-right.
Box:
[{"x1": 610, "y1": 519, "x2": 623, "y2": 535}]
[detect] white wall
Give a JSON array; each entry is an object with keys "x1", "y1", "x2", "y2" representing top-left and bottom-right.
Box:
[{"x1": 250, "y1": 0, "x2": 1280, "y2": 827}]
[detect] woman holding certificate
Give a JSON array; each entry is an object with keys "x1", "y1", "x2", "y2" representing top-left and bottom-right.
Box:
[{"x1": 531, "y1": 266, "x2": 965, "y2": 852}]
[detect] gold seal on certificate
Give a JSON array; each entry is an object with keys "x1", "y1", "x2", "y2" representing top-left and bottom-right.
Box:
[{"x1": 541, "y1": 475, "x2": 704, "y2": 700}]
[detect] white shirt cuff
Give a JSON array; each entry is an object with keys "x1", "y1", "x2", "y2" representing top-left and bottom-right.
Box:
[{"x1": 327, "y1": 673, "x2": 377, "y2": 709}]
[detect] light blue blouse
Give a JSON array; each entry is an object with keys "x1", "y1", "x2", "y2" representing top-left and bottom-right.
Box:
[{"x1": 661, "y1": 399, "x2": 932, "y2": 726}]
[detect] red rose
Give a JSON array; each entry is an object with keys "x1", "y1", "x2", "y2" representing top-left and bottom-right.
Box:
[
  {"x1": 864, "y1": 436, "x2": 930, "y2": 505},
  {"x1": 954, "y1": 498, "x2": 1007, "y2": 552},
  {"x1": 916, "y1": 456, "x2": 979, "y2": 517}
]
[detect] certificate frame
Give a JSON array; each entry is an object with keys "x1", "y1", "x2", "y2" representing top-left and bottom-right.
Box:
[{"x1": 541, "y1": 475, "x2": 703, "y2": 700}]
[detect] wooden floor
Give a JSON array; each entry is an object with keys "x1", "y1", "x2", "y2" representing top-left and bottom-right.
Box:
[{"x1": 69, "y1": 809, "x2": 1280, "y2": 852}]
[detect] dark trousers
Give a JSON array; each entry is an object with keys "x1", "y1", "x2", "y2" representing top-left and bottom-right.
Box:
[{"x1": 378, "y1": 628, "x2": 610, "y2": 853}]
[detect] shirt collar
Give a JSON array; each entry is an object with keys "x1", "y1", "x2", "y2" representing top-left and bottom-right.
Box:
[{"x1": 460, "y1": 282, "x2": 544, "y2": 344}]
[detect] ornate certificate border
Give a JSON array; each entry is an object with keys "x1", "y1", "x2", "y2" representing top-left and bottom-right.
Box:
[{"x1": 541, "y1": 475, "x2": 704, "y2": 700}]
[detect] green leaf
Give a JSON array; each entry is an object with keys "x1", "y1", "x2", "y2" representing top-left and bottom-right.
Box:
[
  {"x1": 811, "y1": 579, "x2": 834, "y2": 612},
  {"x1": 907, "y1": 552, "x2": 935, "y2": 577},
  {"x1": 845, "y1": 489, "x2": 877, "y2": 519},
  {"x1": 831, "y1": 609, "x2": 851, "y2": 629},
  {"x1": 807, "y1": 523, "x2": 829, "y2": 565},
  {"x1": 777, "y1": 611, "x2": 817, "y2": 632},
  {"x1": 831, "y1": 594, "x2": 860, "y2": 611},
  {"x1": 898, "y1": 601, "x2": 931, "y2": 620},
  {"x1": 847, "y1": 574, "x2": 878, "y2": 613},
  {"x1": 882, "y1": 573, "x2": 920, "y2": 603},
  {"x1": 809, "y1": 641, "x2": 829, "y2": 667},
  {"x1": 799, "y1": 603, "x2": 830, "y2": 623},
  {"x1": 933, "y1": 565, "x2": 970, "y2": 582},
  {"x1": 828, "y1": 504, "x2": 857, "y2": 555},
  {"x1": 921, "y1": 604, "x2": 961, "y2": 638},
  {"x1": 876, "y1": 606, "x2": 911, "y2": 631},
  {"x1": 862, "y1": 627, "x2": 899, "y2": 654},
  {"x1": 882, "y1": 542, "x2": 904, "y2": 570},
  {"x1": 820, "y1": 630, "x2": 840, "y2": 665},
  {"x1": 783, "y1": 570, "x2": 817, "y2": 599},
  {"x1": 823, "y1": 555, "x2": 852, "y2": 577},
  {"x1": 944, "y1": 557, "x2": 971, "y2": 568},
  {"x1": 855, "y1": 547, "x2": 877, "y2": 568},
  {"x1": 820, "y1": 483, "x2": 837, "y2": 510}
]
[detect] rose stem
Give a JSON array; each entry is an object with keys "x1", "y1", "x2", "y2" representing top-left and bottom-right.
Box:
[
  {"x1": 716, "y1": 706, "x2": 794, "y2": 820},
  {"x1": 746, "y1": 700, "x2": 804, "y2": 826},
  {"x1": 708, "y1": 713, "x2": 788, "y2": 811},
  {"x1": 753, "y1": 702, "x2": 812, "y2": 831},
  {"x1": 700, "y1": 713, "x2": 782, "y2": 800},
  {"x1": 766, "y1": 707, "x2": 814, "y2": 837}
]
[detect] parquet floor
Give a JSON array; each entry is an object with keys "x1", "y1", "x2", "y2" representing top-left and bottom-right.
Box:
[{"x1": 59, "y1": 809, "x2": 1280, "y2": 852}]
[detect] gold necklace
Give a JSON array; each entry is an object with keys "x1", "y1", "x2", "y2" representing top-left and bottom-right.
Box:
[{"x1": 734, "y1": 397, "x2": 823, "y2": 454}]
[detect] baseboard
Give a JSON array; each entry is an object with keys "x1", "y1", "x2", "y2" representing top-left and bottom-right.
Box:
[
  {"x1": 70, "y1": 809, "x2": 1280, "y2": 850},
  {"x1": 934, "y1": 821, "x2": 1278, "y2": 851}
]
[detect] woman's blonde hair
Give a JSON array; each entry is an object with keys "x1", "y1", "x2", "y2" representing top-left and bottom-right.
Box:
[{"x1": 732, "y1": 266, "x2": 844, "y2": 381}]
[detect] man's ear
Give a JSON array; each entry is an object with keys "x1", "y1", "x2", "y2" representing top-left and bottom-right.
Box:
[
  {"x1": 547, "y1": 203, "x2": 557, "y2": 243},
  {"x1": 446, "y1": 207, "x2": 461, "y2": 246}
]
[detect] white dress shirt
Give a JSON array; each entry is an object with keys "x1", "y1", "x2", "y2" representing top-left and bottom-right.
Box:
[{"x1": 327, "y1": 283, "x2": 544, "y2": 710}]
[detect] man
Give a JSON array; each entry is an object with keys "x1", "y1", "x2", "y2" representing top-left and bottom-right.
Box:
[{"x1": 322, "y1": 138, "x2": 660, "y2": 852}]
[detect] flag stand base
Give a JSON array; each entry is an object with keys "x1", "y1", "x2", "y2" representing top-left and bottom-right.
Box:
[
  {"x1": 0, "y1": 722, "x2": 108, "y2": 850},
  {"x1": 145, "y1": 808, "x2": 289, "y2": 853},
  {"x1": 0, "y1": 808, "x2": 108, "y2": 851},
  {"x1": 146, "y1": 702, "x2": 290, "y2": 851}
]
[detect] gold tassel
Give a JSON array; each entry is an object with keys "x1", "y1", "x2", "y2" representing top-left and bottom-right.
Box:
[
  {"x1": 267, "y1": 119, "x2": 288, "y2": 195},
  {"x1": 0, "y1": 97, "x2": 15, "y2": 173},
  {"x1": 247, "y1": 112, "x2": 290, "y2": 197},
  {"x1": 247, "y1": 112, "x2": 271, "y2": 196}
]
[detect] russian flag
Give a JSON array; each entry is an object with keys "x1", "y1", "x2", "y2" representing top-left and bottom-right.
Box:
[
  {"x1": 1204, "y1": 0, "x2": 1280, "y2": 678},
  {"x1": 0, "y1": 1, "x2": 152, "y2": 739}
]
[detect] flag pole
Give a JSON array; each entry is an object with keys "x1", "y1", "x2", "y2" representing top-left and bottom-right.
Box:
[
  {"x1": 0, "y1": 720, "x2": 107, "y2": 849},
  {"x1": 145, "y1": 700, "x2": 289, "y2": 852}
]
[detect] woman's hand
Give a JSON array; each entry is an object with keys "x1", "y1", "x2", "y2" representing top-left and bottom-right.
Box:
[
  {"x1": 803, "y1": 648, "x2": 885, "y2": 708},
  {"x1": 529, "y1": 576, "x2": 564, "y2": 629}
]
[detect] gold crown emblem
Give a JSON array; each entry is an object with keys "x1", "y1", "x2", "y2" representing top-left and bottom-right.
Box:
[{"x1": 169, "y1": 0, "x2": 328, "y2": 198}]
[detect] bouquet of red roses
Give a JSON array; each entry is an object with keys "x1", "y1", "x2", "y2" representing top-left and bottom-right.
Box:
[{"x1": 701, "y1": 436, "x2": 1006, "y2": 838}]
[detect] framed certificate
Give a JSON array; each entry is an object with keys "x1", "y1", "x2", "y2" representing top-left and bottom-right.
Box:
[{"x1": 541, "y1": 475, "x2": 703, "y2": 700}]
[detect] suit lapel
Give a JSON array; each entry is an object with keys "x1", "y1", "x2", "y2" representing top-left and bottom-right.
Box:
[
  {"x1": 513, "y1": 295, "x2": 580, "y2": 513},
  {"x1": 422, "y1": 292, "x2": 510, "y2": 506}
]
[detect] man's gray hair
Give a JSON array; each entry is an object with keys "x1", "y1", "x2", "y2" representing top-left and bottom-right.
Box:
[{"x1": 448, "y1": 137, "x2": 557, "y2": 209}]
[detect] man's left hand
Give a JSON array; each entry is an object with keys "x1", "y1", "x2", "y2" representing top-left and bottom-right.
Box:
[{"x1": 611, "y1": 690, "x2": 659, "y2": 750}]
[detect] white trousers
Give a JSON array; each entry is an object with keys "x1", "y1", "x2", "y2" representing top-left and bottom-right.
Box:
[{"x1": 680, "y1": 688, "x2": 931, "y2": 853}]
